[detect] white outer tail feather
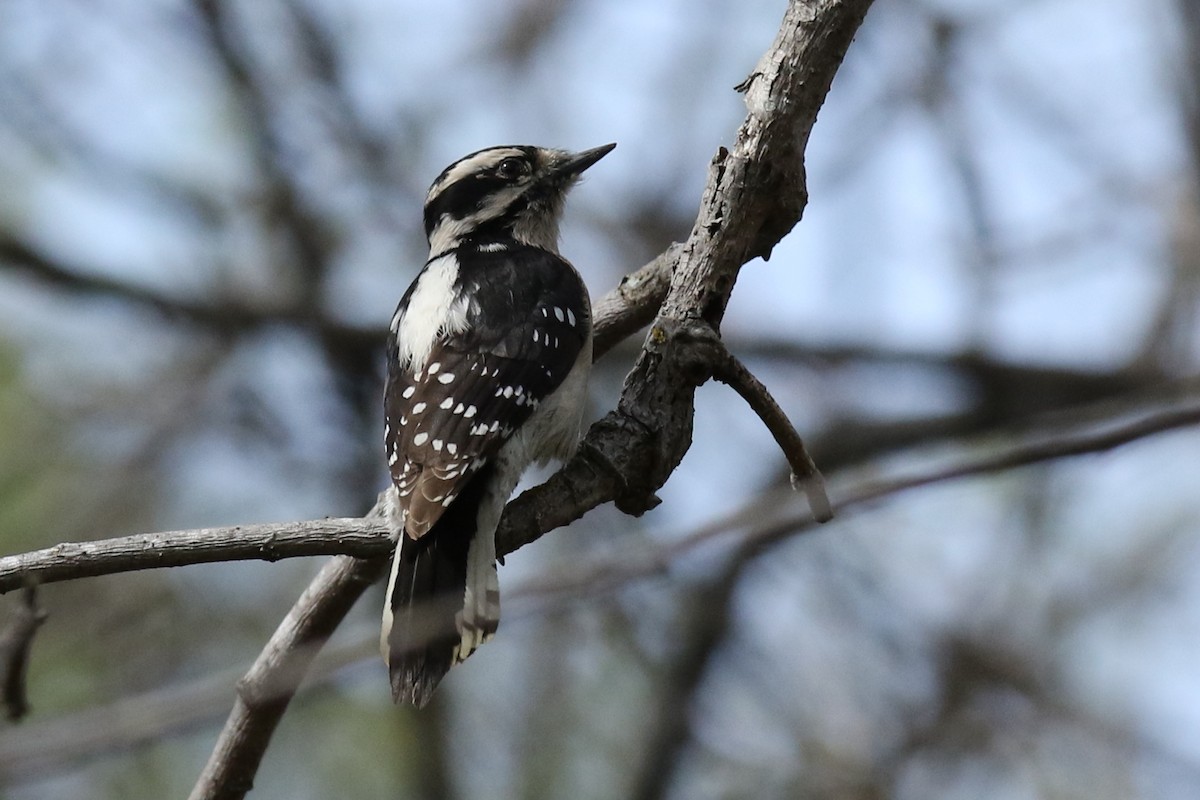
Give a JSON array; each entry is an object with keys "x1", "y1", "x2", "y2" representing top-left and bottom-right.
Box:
[
  {"x1": 456, "y1": 526, "x2": 500, "y2": 663},
  {"x1": 379, "y1": 486, "x2": 406, "y2": 667}
]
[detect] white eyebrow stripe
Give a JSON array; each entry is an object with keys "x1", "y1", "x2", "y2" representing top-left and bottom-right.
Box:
[{"x1": 427, "y1": 148, "x2": 528, "y2": 202}]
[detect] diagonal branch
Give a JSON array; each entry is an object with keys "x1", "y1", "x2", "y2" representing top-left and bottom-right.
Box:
[
  {"x1": 186, "y1": 551, "x2": 388, "y2": 800},
  {"x1": 0, "y1": 586, "x2": 46, "y2": 721},
  {"x1": 711, "y1": 344, "x2": 832, "y2": 521}
]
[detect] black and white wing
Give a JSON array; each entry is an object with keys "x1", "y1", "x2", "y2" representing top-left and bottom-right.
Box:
[{"x1": 385, "y1": 244, "x2": 591, "y2": 539}]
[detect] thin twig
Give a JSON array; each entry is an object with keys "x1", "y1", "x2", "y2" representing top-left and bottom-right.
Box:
[
  {"x1": 0, "y1": 586, "x2": 46, "y2": 721},
  {"x1": 711, "y1": 346, "x2": 833, "y2": 521},
  {"x1": 690, "y1": 399, "x2": 1200, "y2": 563}
]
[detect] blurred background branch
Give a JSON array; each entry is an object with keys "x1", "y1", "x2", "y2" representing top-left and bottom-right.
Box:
[{"x1": 2, "y1": 0, "x2": 1200, "y2": 798}]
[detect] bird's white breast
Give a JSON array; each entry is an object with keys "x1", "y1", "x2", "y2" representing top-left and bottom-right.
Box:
[{"x1": 393, "y1": 254, "x2": 470, "y2": 373}]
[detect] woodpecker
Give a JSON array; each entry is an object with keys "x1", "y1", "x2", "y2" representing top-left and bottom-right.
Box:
[{"x1": 381, "y1": 143, "x2": 614, "y2": 707}]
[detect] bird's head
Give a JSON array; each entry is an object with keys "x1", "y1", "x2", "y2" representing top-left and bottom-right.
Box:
[{"x1": 422, "y1": 143, "x2": 615, "y2": 256}]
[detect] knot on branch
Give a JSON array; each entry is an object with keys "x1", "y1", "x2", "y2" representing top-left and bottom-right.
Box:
[
  {"x1": 607, "y1": 316, "x2": 727, "y2": 509},
  {"x1": 577, "y1": 423, "x2": 662, "y2": 517},
  {"x1": 643, "y1": 317, "x2": 725, "y2": 387}
]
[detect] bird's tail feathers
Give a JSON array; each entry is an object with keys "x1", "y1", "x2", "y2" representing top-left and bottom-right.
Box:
[
  {"x1": 455, "y1": 522, "x2": 500, "y2": 663},
  {"x1": 382, "y1": 467, "x2": 499, "y2": 707}
]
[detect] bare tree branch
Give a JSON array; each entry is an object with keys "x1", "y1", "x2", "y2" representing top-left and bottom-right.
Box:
[
  {"x1": 711, "y1": 344, "x2": 832, "y2": 520},
  {"x1": 0, "y1": 519, "x2": 382, "y2": 594},
  {"x1": 0, "y1": 237, "x2": 268, "y2": 334},
  {"x1": 0, "y1": 234, "x2": 678, "y2": 369},
  {"x1": 0, "y1": 655, "x2": 244, "y2": 782},
  {"x1": 590, "y1": 243, "x2": 681, "y2": 357},
  {"x1": 186, "y1": 551, "x2": 388, "y2": 800},
  {"x1": 716, "y1": 399, "x2": 1200, "y2": 562},
  {"x1": 0, "y1": 586, "x2": 45, "y2": 721}
]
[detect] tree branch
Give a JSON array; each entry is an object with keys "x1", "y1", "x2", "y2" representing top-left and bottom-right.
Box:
[
  {"x1": 492, "y1": 398, "x2": 1200, "y2": 624},
  {"x1": 186, "y1": 552, "x2": 388, "y2": 800},
  {"x1": 0, "y1": 520, "x2": 384, "y2": 595},
  {"x1": 711, "y1": 344, "x2": 832, "y2": 520},
  {"x1": 0, "y1": 586, "x2": 46, "y2": 721},
  {"x1": 590, "y1": 244, "x2": 681, "y2": 358},
  {"x1": 694, "y1": 398, "x2": 1200, "y2": 563},
  {"x1": 1, "y1": 233, "x2": 676, "y2": 368}
]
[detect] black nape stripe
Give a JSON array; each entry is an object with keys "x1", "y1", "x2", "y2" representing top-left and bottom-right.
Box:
[
  {"x1": 424, "y1": 179, "x2": 536, "y2": 241},
  {"x1": 425, "y1": 175, "x2": 500, "y2": 237}
]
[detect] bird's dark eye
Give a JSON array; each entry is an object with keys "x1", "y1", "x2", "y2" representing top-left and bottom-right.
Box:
[{"x1": 496, "y1": 157, "x2": 528, "y2": 179}]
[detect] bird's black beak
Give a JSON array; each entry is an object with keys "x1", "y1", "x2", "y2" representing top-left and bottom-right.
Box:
[{"x1": 553, "y1": 143, "x2": 616, "y2": 179}]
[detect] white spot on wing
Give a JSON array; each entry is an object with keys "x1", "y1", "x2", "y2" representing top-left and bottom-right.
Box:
[
  {"x1": 438, "y1": 373, "x2": 455, "y2": 384},
  {"x1": 412, "y1": 402, "x2": 427, "y2": 414},
  {"x1": 440, "y1": 397, "x2": 454, "y2": 409},
  {"x1": 402, "y1": 386, "x2": 415, "y2": 399},
  {"x1": 413, "y1": 432, "x2": 429, "y2": 446}
]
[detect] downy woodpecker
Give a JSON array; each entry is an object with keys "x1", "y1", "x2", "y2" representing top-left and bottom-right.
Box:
[{"x1": 382, "y1": 143, "x2": 614, "y2": 706}]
